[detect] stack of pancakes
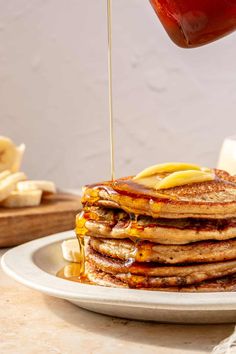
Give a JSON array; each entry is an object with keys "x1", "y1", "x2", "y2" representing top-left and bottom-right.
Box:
[{"x1": 76, "y1": 169, "x2": 236, "y2": 291}]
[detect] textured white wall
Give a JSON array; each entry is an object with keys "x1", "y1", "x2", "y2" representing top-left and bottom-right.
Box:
[{"x1": 0, "y1": 0, "x2": 236, "y2": 188}]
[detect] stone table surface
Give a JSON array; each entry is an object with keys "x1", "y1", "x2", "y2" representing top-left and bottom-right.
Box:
[{"x1": 0, "y1": 249, "x2": 234, "y2": 354}]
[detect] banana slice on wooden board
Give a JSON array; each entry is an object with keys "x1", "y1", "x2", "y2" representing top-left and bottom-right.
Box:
[
  {"x1": 0, "y1": 172, "x2": 26, "y2": 202},
  {"x1": 11, "y1": 144, "x2": 26, "y2": 172},
  {"x1": 61, "y1": 239, "x2": 81, "y2": 263},
  {"x1": 0, "y1": 137, "x2": 18, "y2": 172},
  {"x1": 17, "y1": 180, "x2": 56, "y2": 194},
  {"x1": 0, "y1": 170, "x2": 11, "y2": 181},
  {"x1": 1, "y1": 189, "x2": 42, "y2": 208},
  {"x1": 0, "y1": 137, "x2": 25, "y2": 172},
  {"x1": 0, "y1": 136, "x2": 57, "y2": 208}
]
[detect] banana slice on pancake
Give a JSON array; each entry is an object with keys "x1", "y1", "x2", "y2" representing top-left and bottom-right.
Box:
[
  {"x1": 156, "y1": 170, "x2": 215, "y2": 190},
  {"x1": 136, "y1": 170, "x2": 215, "y2": 190},
  {"x1": 134, "y1": 162, "x2": 204, "y2": 180}
]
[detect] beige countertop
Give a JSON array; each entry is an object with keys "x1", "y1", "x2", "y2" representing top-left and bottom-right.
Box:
[{"x1": 0, "y1": 249, "x2": 234, "y2": 354}]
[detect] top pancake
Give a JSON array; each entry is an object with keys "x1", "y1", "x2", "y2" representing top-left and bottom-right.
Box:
[{"x1": 82, "y1": 169, "x2": 236, "y2": 219}]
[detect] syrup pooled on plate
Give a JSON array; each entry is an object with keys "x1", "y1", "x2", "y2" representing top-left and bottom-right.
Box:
[
  {"x1": 56, "y1": 263, "x2": 92, "y2": 285},
  {"x1": 150, "y1": 0, "x2": 236, "y2": 47},
  {"x1": 57, "y1": 263, "x2": 84, "y2": 282},
  {"x1": 56, "y1": 235, "x2": 89, "y2": 283}
]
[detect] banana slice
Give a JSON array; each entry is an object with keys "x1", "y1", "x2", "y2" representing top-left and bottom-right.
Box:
[
  {"x1": 11, "y1": 144, "x2": 26, "y2": 172},
  {"x1": 0, "y1": 170, "x2": 11, "y2": 181},
  {"x1": 1, "y1": 189, "x2": 42, "y2": 208},
  {"x1": 17, "y1": 180, "x2": 56, "y2": 194},
  {"x1": 61, "y1": 239, "x2": 81, "y2": 263},
  {"x1": 0, "y1": 137, "x2": 18, "y2": 172},
  {"x1": 156, "y1": 170, "x2": 215, "y2": 190},
  {"x1": 134, "y1": 162, "x2": 204, "y2": 180},
  {"x1": 0, "y1": 172, "x2": 26, "y2": 202},
  {"x1": 136, "y1": 170, "x2": 215, "y2": 190},
  {"x1": 0, "y1": 137, "x2": 25, "y2": 172},
  {"x1": 134, "y1": 175, "x2": 161, "y2": 190},
  {"x1": 63, "y1": 263, "x2": 82, "y2": 278}
]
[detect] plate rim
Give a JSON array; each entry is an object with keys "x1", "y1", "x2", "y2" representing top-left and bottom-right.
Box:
[{"x1": 2, "y1": 231, "x2": 236, "y2": 311}]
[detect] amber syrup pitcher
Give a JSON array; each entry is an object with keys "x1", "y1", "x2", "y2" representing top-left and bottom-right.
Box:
[{"x1": 150, "y1": 0, "x2": 236, "y2": 47}]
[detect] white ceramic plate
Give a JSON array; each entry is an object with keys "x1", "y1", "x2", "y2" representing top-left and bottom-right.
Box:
[{"x1": 2, "y1": 231, "x2": 236, "y2": 324}]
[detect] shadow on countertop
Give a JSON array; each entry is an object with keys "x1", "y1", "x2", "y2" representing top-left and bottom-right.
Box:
[{"x1": 43, "y1": 295, "x2": 234, "y2": 353}]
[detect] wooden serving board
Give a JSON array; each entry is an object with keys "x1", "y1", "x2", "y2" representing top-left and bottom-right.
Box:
[{"x1": 0, "y1": 192, "x2": 82, "y2": 247}]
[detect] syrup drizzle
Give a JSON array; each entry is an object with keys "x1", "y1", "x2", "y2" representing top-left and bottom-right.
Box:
[
  {"x1": 57, "y1": 2, "x2": 142, "y2": 284},
  {"x1": 107, "y1": 0, "x2": 115, "y2": 181}
]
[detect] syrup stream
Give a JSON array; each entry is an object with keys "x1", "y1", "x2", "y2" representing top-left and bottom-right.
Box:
[
  {"x1": 57, "y1": 1, "x2": 116, "y2": 283},
  {"x1": 107, "y1": 0, "x2": 115, "y2": 181}
]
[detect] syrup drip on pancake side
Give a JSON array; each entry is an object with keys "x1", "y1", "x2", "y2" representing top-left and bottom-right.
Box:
[
  {"x1": 124, "y1": 215, "x2": 152, "y2": 267},
  {"x1": 75, "y1": 211, "x2": 87, "y2": 276},
  {"x1": 57, "y1": 211, "x2": 89, "y2": 282},
  {"x1": 57, "y1": 210, "x2": 159, "y2": 284}
]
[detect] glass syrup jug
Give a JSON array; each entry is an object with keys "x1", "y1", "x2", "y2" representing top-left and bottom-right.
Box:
[{"x1": 150, "y1": 0, "x2": 236, "y2": 48}]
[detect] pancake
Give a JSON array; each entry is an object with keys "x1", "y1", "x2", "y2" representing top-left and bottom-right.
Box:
[
  {"x1": 87, "y1": 246, "x2": 236, "y2": 287},
  {"x1": 82, "y1": 169, "x2": 236, "y2": 219},
  {"x1": 77, "y1": 206, "x2": 236, "y2": 244},
  {"x1": 86, "y1": 263, "x2": 236, "y2": 292},
  {"x1": 77, "y1": 166, "x2": 236, "y2": 292},
  {"x1": 90, "y1": 237, "x2": 236, "y2": 264}
]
